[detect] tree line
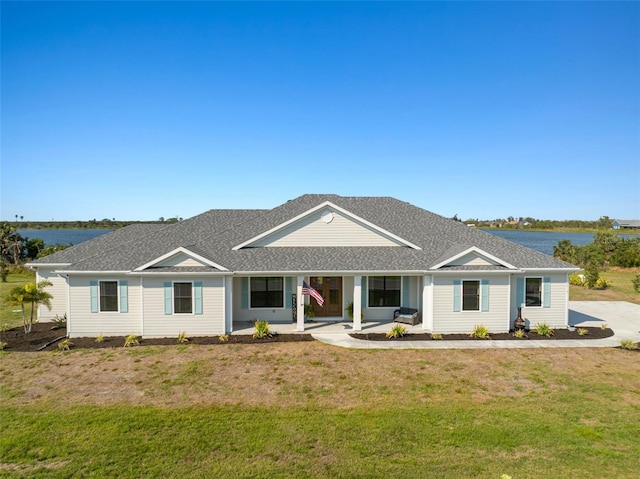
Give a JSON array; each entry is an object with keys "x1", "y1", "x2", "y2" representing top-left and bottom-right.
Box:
[{"x1": 553, "y1": 232, "x2": 640, "y2": 268}]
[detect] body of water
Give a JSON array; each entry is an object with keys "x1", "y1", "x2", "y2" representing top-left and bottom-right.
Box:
[
  {"x1": 19, "y1": 228, "x2": 633, "y2": 256},
  {"x1": 19, "y1": 229, "x2": 113, "y2": 246}
]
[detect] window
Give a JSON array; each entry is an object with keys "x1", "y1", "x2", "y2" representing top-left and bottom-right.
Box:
[
  {"x1": 174, "y1": 282, "x2": 193, "y2": 314},
  {"x1": 368, "y1": 276, "x2": 401, "y2": 307},
  {"x1": 250, "y1": 277, "x2": 284, "y2": 308},
  {"x1": 462, "y1": 280, "x2": 480, "y2": 311},
  {"x1": 525, "y1": 277, "x2": 542, "y2": 307},
  {"x1": 99, "y1": 281, "x2": 118, "y2": 312}
]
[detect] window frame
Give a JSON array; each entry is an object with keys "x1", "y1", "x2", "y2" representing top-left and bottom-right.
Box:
[
  {"x1": 525, "y1": 277, "x2": 543, "y2": 308},
  {"x1": 173, "y1": 281, "x2": 194, "y2": 315},
  {"x1": 367, "y1": 275, "x2": 402, "y2": 308},
  {"x1": 461, "y1": 279, "x2": 480, "y2": 312},
  {"x1": 249, "y1": 276, "x2": 285, "y2": 309},
  {"x1": 99, "y1": 280, "x2": 119, "y2": 312}
]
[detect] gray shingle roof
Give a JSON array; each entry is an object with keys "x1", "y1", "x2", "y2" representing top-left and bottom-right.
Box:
[{"x1": 37, "y1": 195, "x2": 575, "y2": 273}]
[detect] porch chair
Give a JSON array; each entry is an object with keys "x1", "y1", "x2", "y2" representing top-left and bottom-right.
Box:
[{"x1": 393, "y1": 307, "x2": 420, "y2": 326}]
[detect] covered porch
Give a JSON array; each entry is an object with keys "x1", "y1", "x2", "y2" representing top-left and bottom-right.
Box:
[{"x1": 231, "y1": 318, "x2": 427, "y2": 336}]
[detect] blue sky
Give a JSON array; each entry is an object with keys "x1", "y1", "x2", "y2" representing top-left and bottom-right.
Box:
[{"x1": 2, "y1": 1, "x2": 638, "y2": 222}]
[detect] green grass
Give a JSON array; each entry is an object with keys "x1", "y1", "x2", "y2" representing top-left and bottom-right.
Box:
[
  {"x1": 1, "y1": 400, "x2": 638, "y2": 478},
  {"x1": 570, "y1": 267, "x2": 640, "y2": 304},
  {"x1": 0, "y1": 271, "x2": 36, "y2": 329}
]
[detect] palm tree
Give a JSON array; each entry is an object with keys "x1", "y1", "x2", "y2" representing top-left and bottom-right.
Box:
[{"x1": 3, "y1": 280, "x2": 53, "y2": 333}]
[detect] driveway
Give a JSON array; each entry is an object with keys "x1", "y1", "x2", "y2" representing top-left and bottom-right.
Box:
[{"x1": 569, "y1": 301, "x2": 640, "y2": 342}]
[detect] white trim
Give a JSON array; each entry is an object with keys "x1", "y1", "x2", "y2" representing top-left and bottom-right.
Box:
[
  {"x1": 172, "y1": 280, "x2": 195, "y2": 315},
  {"x1": 460, "y1": 279, "x2": 482, "y2": 312},
  {"x1": 523, "y1": 276, "x2": 543, "y2": 308},
  {"x1": 366, "y1": 275, "x2": 402, "y2": 309},
  {"x1": 430, "y1": 246, "x2": 517, "y2": 270},
  {"x1": 232, "y1": 201, "x2": 422, "y2": 251},
  {"x1": 248, "y1": 276, "x2": 286, "y2": 310},
  {"x1": 134, "y1": 247, "x2": 228, "y2": 272},
  {"x1": 98, "y1": 280, "x2": 120, "y2": 313}
]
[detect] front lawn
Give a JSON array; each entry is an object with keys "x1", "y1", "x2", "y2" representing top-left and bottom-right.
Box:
[{"x1": 570, "y1": 267, "x2": 640, "y2": 304}]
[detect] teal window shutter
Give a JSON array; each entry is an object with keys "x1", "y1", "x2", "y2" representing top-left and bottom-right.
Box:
[
  {"x1": 241, "y1": 277, "x2": 249, "y2": 309},
  {"x1": 164, "y1": 282, "x2": 172, "y2": 315},
  {"x1": 285, "y1": 277, "x2": 292, "y2": 309},
  {"x1": 90, "y1": 281, "x2": 99, "y2": 313},
  {"x1": 361, "y1": 277, "x2": 367, "y2": 309},
  {"x1": 453, "y1": 280, "x2": 461, "y2": 312},
  {"x1": 119, "y1": 281, "x2": 128, "y2": 313},
  {"x1": 402, "y1": 276, "x2": 410, "y2": 306},
  {"x1": 194, "y1": 282, "x2": 203, "y2": 315},
  {"x1": 481, "y1": 279, "x2": 489, "y2": 312},
  {"x1": 516, "y1": 277, "x2": 525, "y2": 307},
  {"x1": 543, "y1": 277, "x2": 551, "y2": 308}
]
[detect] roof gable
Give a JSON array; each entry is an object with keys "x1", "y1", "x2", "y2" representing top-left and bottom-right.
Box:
[
  {"x1": 232, "y1": 201, "x2": 422, "y2": 250},
  {"x1": 430, "y1": 246, "x2": 517, "y2": 270},
  {"x1": 134, "y1": 247, "x2": 228, "y2": 272}
]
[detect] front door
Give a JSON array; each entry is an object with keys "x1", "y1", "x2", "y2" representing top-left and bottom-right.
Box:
[{"x1": 309, "y1": 276, "x2": 342, "y2": 317}]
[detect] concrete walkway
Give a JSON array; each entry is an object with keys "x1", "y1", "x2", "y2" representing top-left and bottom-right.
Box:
[{"x1": 312, "y1": 301, "x2": 640, "y2": 350}]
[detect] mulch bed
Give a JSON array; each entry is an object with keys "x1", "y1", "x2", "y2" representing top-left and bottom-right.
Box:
[
  {"x1": 0, "y1": 322, "x2": 314, "y2": 352},
  {"x1": 351, "y1": 327, "x2": 615, "y2": 341}
]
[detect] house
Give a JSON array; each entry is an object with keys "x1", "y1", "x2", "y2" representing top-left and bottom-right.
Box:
[
  {"x1": 612, "y1": 219, "x2": 640, "y2": 230},
  {"x1": 29, "y1": 194, "x2": 578, "y2": 338}
]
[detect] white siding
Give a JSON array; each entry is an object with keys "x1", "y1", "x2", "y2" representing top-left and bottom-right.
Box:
[
  {"x1": 156, "y1": 253, "x2": 206, "y2": 267},
  {"x1": 432, "y1": 275, "x2": 510, "y2": 333},
  {"x1": 253, "y1": 209, "x2": 402, "y2": 247},
  {"x1": 449, "y1": 252, "x2": 497, "y2": 266},
  {"x1": 36, "y1": 268, "x2": 67, "y2": 322},
  {"x1": 68, "y1": 276, "x2": 141, "y2": 338},
  {"x1": 511, "y1": 273, "x2": 568, "y2": 329},
  {"x1": 142, "y1": 277, "x2": 225, "y2": 338}
]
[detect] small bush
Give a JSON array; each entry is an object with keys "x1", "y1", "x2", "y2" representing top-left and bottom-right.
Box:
[
  {"x1": 633, "y1": 274, "x2": 640, "y2": 293},
  {"x1": 431, "y1": 333, "x2": 443, "y2": 340},
  {"x1": 534, "y1": 322, "x2": 554, "y2": 337},
  {"x1": 177, "y1": 331, "x2": 189, "y2": 344},
  {"x1": 513, "y1": 329, "x2": 526, "y2": 338},
  {"x1": 95, "y1": 333, "x2": 104, "y2": 343},
  {"x1": 218, "y1": 334, "x2": 229, "y2": 342},
  {"x1": 619, "y1": 339, "x2": 639, "y2": 350},
  {"x1": 386, "y1": 324, "x2": 408, "y2": 338},
  {"x1": 57, "y1": 338, "x2": 73, "y2": 351},
  {"x1": 600, "y1": 323, "x2": 608, "y2": 330},
  {"x1": 253, "y1": 320, "x2": 273, "y2": 339},
  {"x1": 593, "y1": 277, "x2": 610, "y2": 290},
  {"x1": 569, "y1": 273, "x2": 585, "y2": 286},
  {"x1": 51, "y1": 313, "x2": 67, "y2": 330},
  {"x1": 470, "y1": 324, "x2": 490, "y2": 339},
  {"x1": 584, "y1": 263, "x2": 600, "y2": 288},
  {"x1": 577, "y1": 328, "x2": 589, "y2": 336},
  {"x1": 123, "y1": 334, "x2": 139, "y2": 347},
  {"x1": 0, "y1": 341, "x2": 7, "y2": 350}
]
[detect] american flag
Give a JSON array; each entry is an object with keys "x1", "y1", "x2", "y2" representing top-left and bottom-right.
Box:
[{"x1": 302, "y1": 281, "x2": 324, "y2": 306}]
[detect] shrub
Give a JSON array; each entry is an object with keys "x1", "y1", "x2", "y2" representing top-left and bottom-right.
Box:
[
  {"x1": 431, "y1": 333, "x2": 443, "y2": 340},
  {"x1": 619, "y1": 339, "x2": 639, "y2": 351},
  {"x1": 386, "y1": 324, "x2": 408, "y2": 339},
  {"x1": 569, "y1": 273, "x2": 585, "y2": 286},
  {"x1": 123, "y1": 334, "x2": 139, "y2": 347},
  {"x1": 600, "y1": 323, "x2": 608, "y2": 330},
  {"x1": 0, "y1": 341, "x2": 7, "y2": 350},
  {"x1": 577, "y1": 328, "x2": 589, "y2": 336},
  {"x1": 593, "y1": 277, "x2": 610, "y2": 290},
  {"x1": 584, "y1": 263, "x2": 600, "y2": 288},
  {"x1": 57, "y1": 338, "x2": 72, "y2": 351},
  {"x1": 533, "y1": 322, "x2": 554, "y2": 337},
  {"x1": 218, "y1": 334, "x2": 229, "y2": 342},
  {"x1": 470, "y1": 324, "x2": 490, "y2": 339},
  {"x1": 253, "y1": 320, "x2": 273, "y2": 339},
  {"x1": 95, "y1": 333, "x2": 104, "y2": 343},
  {"x1": 633, "y1": 274, "x2": 640, "y2": 293},
  {"x1": 177, "y1": 331, "x2": 189, "y2": 344},
  {"x1": 51, "y1": 313, "x2": 67, "y2": 330},
  {"x1": 513, "y1": 329, "x2": 526, "y2": 338}
]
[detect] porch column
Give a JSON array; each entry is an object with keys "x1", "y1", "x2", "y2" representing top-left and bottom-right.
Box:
[
  {"x1": 422, "y1": 275, "x2": 433, "y2": 331},
  {"x1": 296, "y1": 275, "x2": 305, "y2": 332},
  {"x1": 225, "y1": 275, "x2": 233, "y2": 333},
  {"x1": 353, "y1": 275, "x2": 362, "y2": 331}
]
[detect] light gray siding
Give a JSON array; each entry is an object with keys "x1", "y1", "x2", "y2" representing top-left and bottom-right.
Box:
[
  {"x1": 36, "y1": 268, "x2": 67, "y2": 322},
  {"x1": 450, "y1": 252, "x2": 497, "y2": 266},
  {"x1": 232, "y1": 276, "x2": 294, "y2": 323},
  {"x1": 511, "y1": 273, "x2": 568, "y2": 330},
  {"x1": 156, "y1": 253, "x2": 205, "y2": 267},
  {"x1": 68, "y1": 276, "x2": 141, "y2": 338},
  {"x1": 253, "y1": 209, "x2": 402, "y2": 247},
  {"x1": 432, "y1": 275, "x2": 510, "y2": 333},
  {"x1": 142, "y1": 277, "x2": 225, "y2": 338}
]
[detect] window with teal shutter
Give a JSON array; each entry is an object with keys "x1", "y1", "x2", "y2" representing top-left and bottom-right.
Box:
[
  {"x1": 516, "y1": 277, "x2": 525, "y2": 307},
  {"x1": 119, "y1": 281, "x2": 128, "y2": 313},
  {"x1": 164, "y1": 282, "x2": 172, "y2": 315},
  {"x1": 194, "y1": 282, "x2": 203, "y2": 315},
  {"x1": 90, "y1": 281, "x2": 99, "y2": 313},
  {"x1": 543, "y1": 277, "x2": 551, "y2": 308},
  {"x1": 453, "y1": 280, "x2": 461, "y2": 312},
  {"x1": 481, "y1": 279, "x2": 489, "y2": 312}
]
